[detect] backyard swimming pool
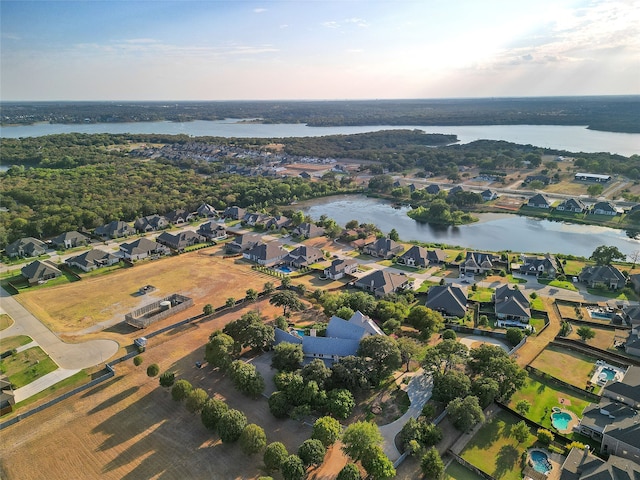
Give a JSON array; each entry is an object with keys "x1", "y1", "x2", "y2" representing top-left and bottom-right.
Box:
[
  {"x1": 529, "y1": 450, "x2": 552, "y2": 474},
  {"x1": 276, "y1": 265, "x2": 293, "y2": 274},
  {"x1": 551, "y1": 411, "x2": 572, "y2": 431}
]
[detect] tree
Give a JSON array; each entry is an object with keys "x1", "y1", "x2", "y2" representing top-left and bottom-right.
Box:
[
  {"x1": 275, "y1": 315, "x2": 288, "y2": 331},
  {"x1": 301, "y1": 359, "x2": 332, "y2": 389},
  {"x1": 515, "y1": 400, "x2": 531, "y2": 416},
  {"x1": 512, "y1": 420, "x2": 530, "y2": 444},
  {"x1": 224, "y1": 311, "x2": 275, "y2": 352},
  {"x1": 397, "y1": 337, "x2": 422, "y2": 372},
  {"x1": 399, "y1": 417, "x2": 442, "y2": 451},
  {"x1": 171, "y1": 379, "x2": 193, "y2": 402},
  {"x1": 587, "y1": 184, "x2": 604, "y2": 196},
  {"x1": 264, "y1": 441, "x2": 289, "y2": 472},
  {"x1": 537, "y1": 428, "x2": 554, "y2": 445},
  {"x1": 468, "y1": 345, "x2": 526, "y2": 400},
  {"x1": 159, "y1": 371, "x2": 175, "y2": 387},
  {"x1": 226, "y1": 297, "x2": 236, "y2": 308},
  {"x1": 201, "y1": 397, "x2": 229, "y2": 431},
  {"x1": 281, "y1": 276, "x2": 292, "y2": 289},
  {"x1": 133, "y1": 355, "x2": 143, "y2": 366},
  {"x1": 327, "y1": 388, "x2": 356, "y2": 419},
  {"x1": 146, "y1": 363, "x2": 160, "y2": 377},
  {"x1": 312, "y1": 416, "x2": 342, "y2": 447},
  {"x1": 347, "y1": 291, "x2": 377, "y2": 316},
  {"x1": 388, "y1": 228, "x2": 400, "y2": 241},
  {"x1": 203, "y1": 303, "x2": 214, "y2": 315},
  {"x1": 506, "y1": 327, "x2": 525, "y2": 347},
  {"x1": 268, "y1": 391, "x2": 291, "y2": 418},
  {"x1": 264, "y1": 281, "x2": 275, "y2": 294},
  {"x1": 246, "y1": 288, "x2": 259, "y2": 302},
  {"x1": 240, "y1": 423, "x2": 267, "y2": 455},
  {"x1": 422, "y1": 339, "x2": 468, "y2": 375},
  {"x1": 447, "y1": 395, "x2": 485, "y2": 431},
  {"x1": 420, "y1": 447, "x2": 444, "y2": 479},
  {"x1": 298, "y1": 438, "x2": 326, "y2": 468},
  {"x1": 441, "y1": 329, "x2": 456, "y2": 340},
  {"x1": 229, "y1": 360, "x2": 265, "y2": 398},
  {"x1": 205, "y1": 333, "x2": 235, "y2": 371},
  {"x1": 345, "y1": 219, "x2": 359, "y2": 230},
  {"x1": 361, "y1": 446, "x2": 396, "y2": 479},
  {"x1": 357, "y1": 335, "x2": 402, "y2": 383},
  {"x1": 281, "y1": 454, "x2": 305, "y2": 480},
  {"x1": 471, "y1": 377, "x2": 500, "y2": 408},
  {"x1": 271, "y1": 342, "x2": 304, "y2": 371},
  {"x1": 336, "y1": 306, "x2": 355, "y2": 320},
  {"x1": 185, "y1": 388, "x2": 209, "y2": 414},
  {"x1": 337, "y1": 463, "x2": 362, "y2": 480},
  {"x1": 218, "y1": 409, "x2": 248, "y2": 443},
  {"x1": 577, "y1": 326, "x2": 596, "y2": 342},
  {"x1": 590, "y1": 245, "x2": 626, "y2": 265},
  {"x1": 341, "y1": 421, "x2": 383, "y2": 462},
  {"x1": 432, "y1": 370, "x2": 471, "y2": 405},
  {"x1": 269, "y1": 291, "x2": 303, "y2": 317}
]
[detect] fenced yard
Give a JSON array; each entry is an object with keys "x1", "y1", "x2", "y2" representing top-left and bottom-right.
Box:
[{"x1": 530, "y1": 345, "x2": 598, "y2": 391}]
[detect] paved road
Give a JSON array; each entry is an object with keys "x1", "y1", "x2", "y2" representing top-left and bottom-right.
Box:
[{"x1": 0, "y1": 287, "x2": 118, "y2": 370}]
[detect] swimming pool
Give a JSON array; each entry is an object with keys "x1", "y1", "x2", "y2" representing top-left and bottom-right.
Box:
[
  {"x1": 600, "y1": 367, "x2": 617, "y2": 381},
  {"x1": 589, "y1": 311, "x2": 612, "y2": 320},
  {"x1": 551, "y1": 411, "x2": 572, "y2": 431},
  {"x1": 276, "y1": 265, "x2": 293, "y2": 274},
  {"x1": 530, "y1": 450, "x2": 552, "y2": 474}
]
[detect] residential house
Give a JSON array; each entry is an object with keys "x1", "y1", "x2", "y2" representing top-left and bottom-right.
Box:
[
  {"x1": 0, "y1": 375, "x2": 15, "y2": 416},
  {"x1": 481, "y1": 189, "x2": 498, "y2": 201},
  {"x1": 601, "y1": 366, "x2": 640, "y2": 409},
  {"x1": 354, "y1": 270, "x2": 410, "y2": 297},
  {"x1": 556, "y1": 198, "x2": 587, "y2": 213},
  {"x1": 459, "y1": 251, "x2": 499, "y2": 275},
  {"x1": 165, "y1": 209, "x2": 195, "y2": 225},
  {"x1": 282, "y1": 245, "x2": 324, "y2": 268},
  {"x1": 66, "y1": 249, "x2": 119, "y2": 272},
  {"x1": 119, "y1": 238, "x2": 169, "y2": 261},
  {"x1": 362, "y1": 237, "x2": 404, "y2": 259},
  {"x1": 134, "y1": 214, "x2": 169, "y2": 233},
  {"x1": 521, "y1": 254, "x2": 557, "y2": 277},
  {"x1": 559, "y1": 447, "x2": 639, "y2": 480},
  {"x1": 197, "y1": 221, "x2": 227, "y2": 241},
  {"x1": 324, "y1": 258, "x2": 358, "y2": 280},
  {"x1": 397, "y1": 246, "x2": 446, "y2": 268},
  {"x1": 494, "y1": 284, "x2": 531, "y2": 327},
  {"x1": 591, "y1": 201, "x2": 619, "y2": 216},
  {"x1": 21, "y1": 260, "x2": 62, "y2": 285},
  {"x1": 292, "y1": 222, "x2": 325, "y2": 239},
  {"x1": 299, "y1": 171, "x2": 311, "y2": 179},
  {"x1": 196, "y1": 203, "x2": 218, "y2": 218},
  {"x1": 156, "y1": 231, "x2": 205, "y2": 251},
  {"x1": 426, "y1": 285, "x2": 468, "y2": 318},
  {"x1": 242, "y1": 212, "x2": 270, "y2": 227},
  {"x1": 425, "y1": 184, "x2": 440, "y2": 195},
  {"x1": 273, "y1": 310, "x2": 383, "y2": 362},
  {"x1": 408, "y1": 184, "x2": 417, "y2": 193},
  {"x1": 5, "y1": 237, "x2": 47, "y2": 258},
  {"x1": 225, "y1": 233, "x2": 263, "y2": 254},
  {"x1": 222, "y1": 206, "x2": 246, "y2": 220},
  {"x1": 95, "y1": 220, "x2": 134, "y2": 240},
  {"x1": 527, "y1": 193, "x2": 551, "y2": 209},
  {"x1": 631, "y1": 274, "x2": 640, "y2": 294},
  {"x1": 574, "y1": 173, "x2": 612, "y2": 182},
  {"x1": 243, "y1": 242, "x2": 287, "y2": 266},
  {"x1": 448, "y1": 185, "x2": 463, "y2": 196},
  {"x1": 50, "y1": 231, "x2": 90, "y2": 250},
  {"x1": 625, "y1": 312, "x2": 640, "y2": 357},
  {"x1": 393, "y1": 180, "x2": 402, "y2": 188},
  {"x1": 264, "y1": 215, "x2": 292, "y2": 231},
  {"x1": 578, "y1": 265, "x2": 626, "y2": 290}
]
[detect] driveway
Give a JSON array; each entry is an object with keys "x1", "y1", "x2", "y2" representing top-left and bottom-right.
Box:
[{"x1": 0, "y1": 287, "x2": 119, "y2": 370}]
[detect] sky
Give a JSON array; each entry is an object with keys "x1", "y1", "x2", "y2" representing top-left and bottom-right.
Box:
[{"x1": 1, "y1": 0, "x2": 639, "y2": 101}]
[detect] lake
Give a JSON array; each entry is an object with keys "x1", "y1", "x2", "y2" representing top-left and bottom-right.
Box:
[
  {"x1": 298, "y1": 195, "x2": 640, "y2": 257},
  {"x1": 1, "y1": 120, "x2": 638, "y2": 156}
]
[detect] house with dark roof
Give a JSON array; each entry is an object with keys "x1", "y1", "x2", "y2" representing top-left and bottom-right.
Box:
[
  {"x1": 243, "y1": 242, "x2": 287, "y2": 266},
  {"x1": 622, "y1": 306, "x2": 640, "y2": 357},
  {"x1": 527, "y1": 193, "x2": 551, "y2": 209},
  {"x1": 222, "y1": 206, "x2": 246, "y2": 220},
  {"x1": 119, "y1": 238, "x2": 169, "y2": 261},
  {"x1": 556, "y1": 198, "x2": 587, "y2": 213},
  {"x1": 602, "y1": 366, "x2": 640, "y2": 410},
  {"x1": 95, "y1": 220, "x2": 134, "y2": 240},
  {"x1": 198, "y1": 221, "x2": 227, "y2": 241},
  {"x1": 5, "y1": 237, "x2": 47, "y2": 258},
  {"x1": 242, "y1": 212, "x2": 270, "y2": 227},
  {"x1": 354, "y1": 270, "x2": 410, "y2": 297},
  {"x1": 66, "y1": 249, "x2": 119, "y2": 272},
  {"x1": 480, "y1": 189, "x2": 498, "y2": 201},
  {"x1": 459, "y1": 251, "x2": 499, "y2": 275},
  {"x1": 299, "y1": 171, "x2": 311, "y2": 179},
  {"x1": 165, "y1": 209, "x2": 194, "y2": 224},
  {"x1": 425, "y1": 184, "x2": 440, "y2": 195},
  {"x1": 196, "y1": 203, "x2": 217, "y2": 218},
  {"x1": 0, "y1": 375, "x2": 15, "y2": 416},
  {"x1": 156, "y1": 231, "x2": 205, "y2": 251},
  {"x1": 578, "y1": 265, "x2": 627, "y2": 290},
  {"x1": 134, "y1": 214, "x2": 169, "y2": 233},
  {"x1": 447, "y1": 185, "x2": 463, "y2": 196},
  {"x1": 559, "y1": 447, "x2": 639, "y2": 480},
  {"x1": 324, "y1": 258, "x2": 358, "y2": 280},
  {"x1": 292, "y1": 222, "x2": 325, "y2": 239},
  {"x1": 265, "y1": 215, "x2": 292, "y2": 231},
  {"x1": 397, "y1": 246, "x2": 446, "y2": 268},
  {"x1": 426, "y1": 285, "x2": 468, "y2": 318},
  {"x1": 21, "y1": 260, "x2": 62, "y2": 285},
  {"x1": 521, "y1": 254, "x2": 557, "y2": 277},
  {"x1": 226, "y1": 233, "x2": 263, "y2": 253},
  {"x1": 362, "y1": 237, "x2": 404, "y2": 259},
  {"x1": 50, "y1": 231, "x2": 90, "y2": 250},
  {"x1": 631, "y1": 274, "x2": 640, "y2": 294},
  {"x1": 494, "y1": 284, "x2": 531, "y2": 325},
  {"x1": 408, "y1": 184, "x2": 417, "y2": 193},
  {"x1": 282, "y1": 245, "x2": 324, "y2": 268},
  {"x1": 591, "y1": 201, "x2": 619, "y2": 216}
]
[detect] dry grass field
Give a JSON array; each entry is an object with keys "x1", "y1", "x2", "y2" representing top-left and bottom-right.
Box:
[
  {"x1": 530, "y1": 344, "x2": 597, "y2": 389},
  {"x1": 15, "y1": 249, "x2": 271, "y2": 339}
]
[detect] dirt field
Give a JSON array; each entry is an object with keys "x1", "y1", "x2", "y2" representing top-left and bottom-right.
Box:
[{"x1": 15, "y1": 248, "x2": 271, "y2": 339}]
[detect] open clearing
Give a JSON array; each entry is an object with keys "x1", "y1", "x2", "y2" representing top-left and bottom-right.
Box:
[
  {"x1": 530, "y1": 345, "x2": 597, "y2": 389},
  {"x1": 15, "y1": 248, "x2": 271, "y2": 339}
]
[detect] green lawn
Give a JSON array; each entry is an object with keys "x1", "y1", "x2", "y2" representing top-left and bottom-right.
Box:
[
  {"x1": 530, "y1": 345, "x2": 597, "y2": 390},
  {"x1": 461, "y1": 410, "x2": 537, "y2": 480},
  {"x1": 0, "y1": 314, "x2": 13, "y2": 331},
  {"x1": 507, "y1": 275, "x2": 527, "y2": 284},
  {"x1": 529, "y1": 318, "x2": 546, "y2": 334},
  {"x1": 469, "y1": 287, "x2": 494, "y2": 302},
  {"x1": 444, "y1": 461, "x2": 485, "y2": 480},
  {"x1": 561, "y1": 260, "x2": 589, "y2": 276},
  {"x1": 586, "y1": 288, "x2": 638, "y2": 301},
  {"x1": 538, "y1": 278, "x2": 578, "y2": 291},
  {"x1": 416, "y1": 280, "x2": 440, "y2": 292},
  {"x1": 0, "y1": 347, "x2": 58, "y2": 388},
  {"x1": 529, "y1": 297, "x2": 545, "y2": 311},
  {"x1": 0, "y1": 335, "x2": 32, "y2": 352},
  {"x1": 13, "y1": 370, "x2": 89, "y2": 411}
]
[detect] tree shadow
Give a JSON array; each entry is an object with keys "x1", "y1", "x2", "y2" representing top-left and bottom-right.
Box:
[
  {"x1": 88, "y1": 386, "x2": 140, "y2": 415},
  {"x1": 80, "y1": 375, "x2": 123, "y2": 398},
  {"x1": 493, "y1": 444, "x2": 519, "y2": 479}
]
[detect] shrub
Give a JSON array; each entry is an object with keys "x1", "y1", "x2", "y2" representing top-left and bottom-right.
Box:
[
  {"x1": 264, "y1": 442, "x2": 288, "y2": 472},
  {"x1": 171, "y1": 379, "x2": 193, "y2": 402},
  {"x1": 537, "y1": 428, "x2": 554, "y2": 445},
  {"x1": 159, "y1": 371, "x2": 175, "y2": 387},
  {"x1": 133, "y1": 355, "x2": 143, "y2": 366},
  {"x1": 441, "y1": 329, "x2": 456, "y2": 340},
  {"x1": 146, "y1": 363, "x2": 160, "y2": 377}
]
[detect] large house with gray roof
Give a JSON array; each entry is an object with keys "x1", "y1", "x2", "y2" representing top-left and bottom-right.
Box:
[
  {"x1": 324, "y1": 258, "x2": 358, "y2": 280},
  {"x1": 21, "y1": 260, "x2": 62, "y2": 285},
  {"x1": 292, "y1": 222, "x2": 325, "y2": 239},
  {"x1": 426, "y1": 285, "x2": 468, "y2": 318},
  {"x1": 459, "y1": 251, "x2": 499, "y2": 275},
  {"x1": 50, "y1": 231, "x2": 90, "y2": 250},
  {"x1": 494, "y1": 284, "x2": 531, "y2": 327},
  {"x1": 243, "y1": 242, "x2": 287, "y2": 266},
  {"x1": 95, "y1": 220, "x2": 134, "y2": 240},
  {"x1": 134, "y1": 214, "x2": 169, "y2": 233},
  {"x1": 156, "y1": 231, "x2": 205, "y2": 251},
  {"x1": 119, "y1": 238, "x2": 169, "y2": 261},
  {"x1": 527, "y1": 193, "x2": 551, "y2": 208},
  {"x1": 222, "y1": 206, "x2": 246, "y2": 220},
  {"x1": 226, "y1": 233, "x2": 263, "y2": 253},
  {"x1": 556, "y1": 198, "x2": 587, "y2": 213},
  {"x1": 559, "y1": 447, "x2": 639, "y2": 480},
  {"x1": 197, "y1": 221, "x2": 227, "y2": 241},
  {"x1": 363, "y1": 237, "x2": 404, "y2": 259},
  {"x1": 274, "y1": 311, "x2": 383, "y2": 362},
  {"x1": 397, "y1": 246, "x2": 446, "y2": 268},
  {"x1": 578, "y1": 265, "x2": 627, "y2": 290},
  {"x1": 5, "y1": 237, "x2": 47, "y2": 258},
  {"x1": 520, "y1": 254, "x2": 557, "y2": 277},
  {"x1": 282, "y1": 245, "x2": 324, "y2": 268},
  {"x1": 66, "y1": 249, "x2": 119, "y2": 272},
  {"x1": 354, "y1": 270, "x2": 410, "y2": 297}
]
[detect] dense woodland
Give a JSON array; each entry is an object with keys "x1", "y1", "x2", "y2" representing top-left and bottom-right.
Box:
[
  {"x1": 0, "y1": 130, "x2": 638, "y2": 248},
  {"x1": 2, "y1": 96, "x2": 639, "y2": 133}
]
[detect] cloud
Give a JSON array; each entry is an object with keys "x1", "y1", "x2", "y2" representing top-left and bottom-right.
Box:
[
  {"x1": 253, "y1": 8, "x2": 267, "y2": 13},
  {"x1": 321, "y1": 21, "x2": 340, "y2": 29},
  {"x1": 321, "y1": 17, "x2": 369, "y2": 29},
  {"x1": 2, "y1": 33, "x2": 21, "y2": 41}
]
